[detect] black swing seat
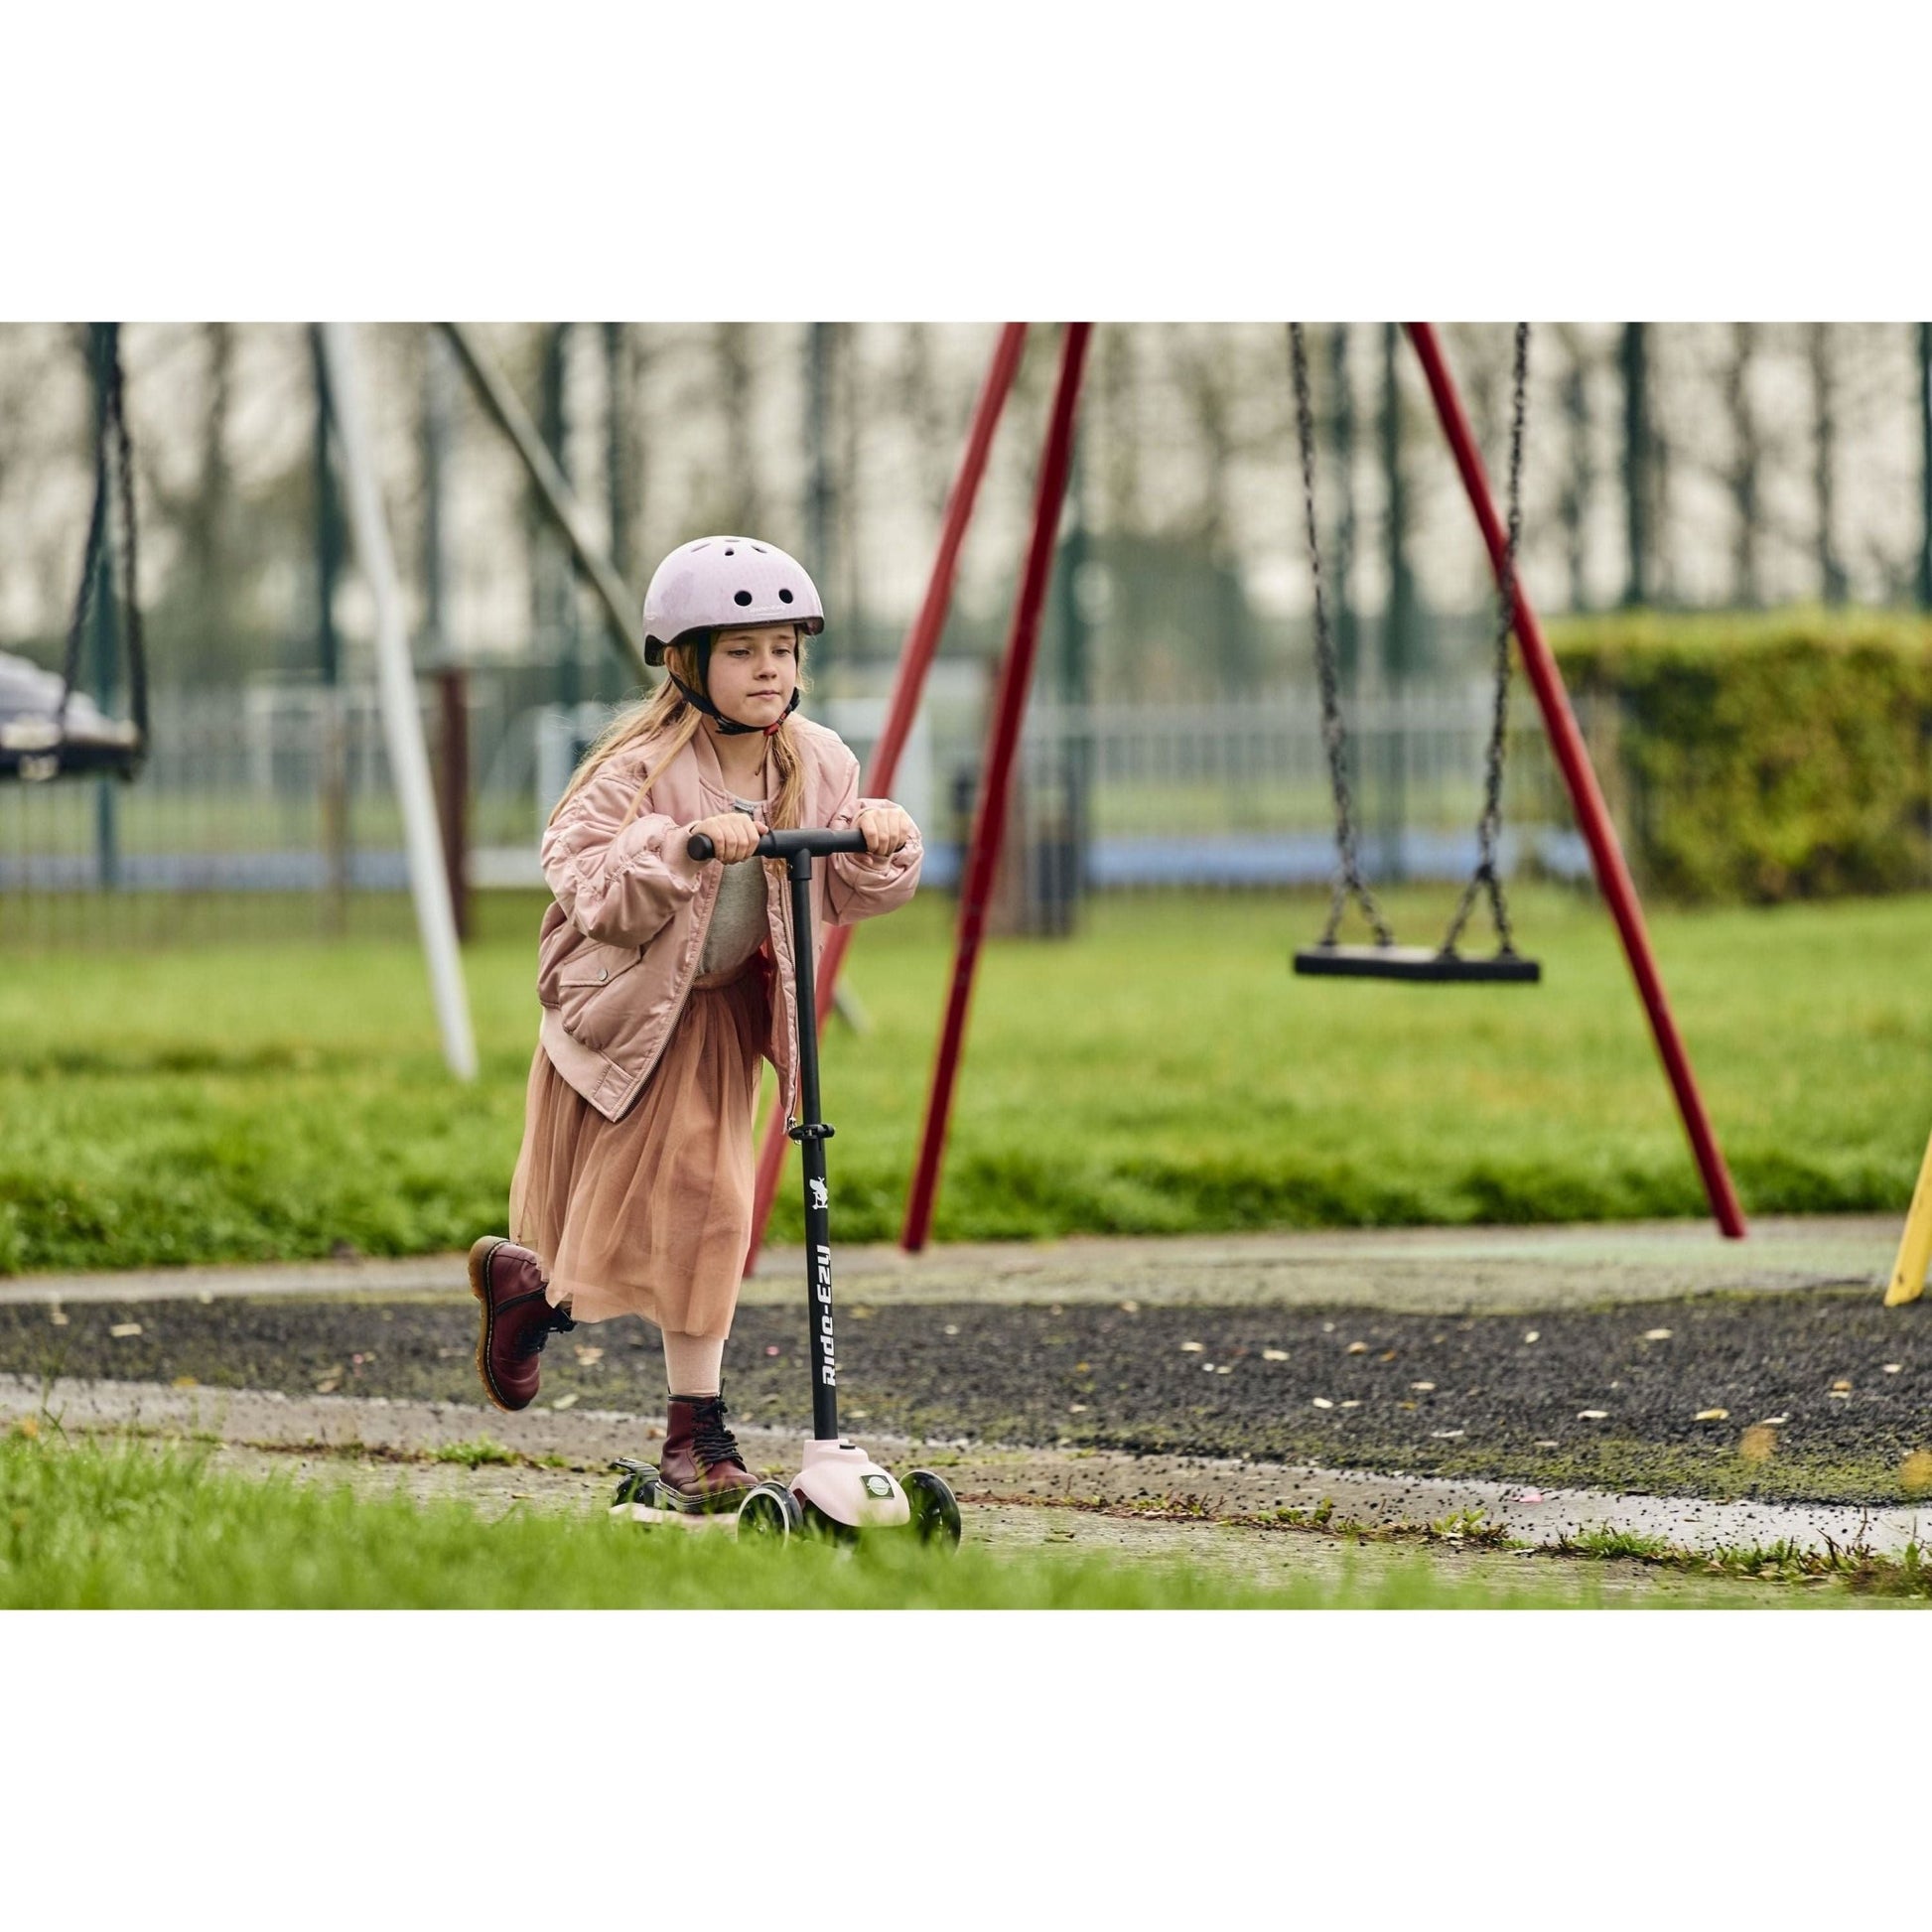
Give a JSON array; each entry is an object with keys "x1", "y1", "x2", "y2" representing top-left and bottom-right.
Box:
[
  {"x1": 1, "y1": 718, "x2": 144, "y2": 783},
  {"x1": 1, "y1": 653, "x2": 144, "y2": 783},
  {"x1": 1294, "y1": 942, "x2": 1542, "y2": 985}
]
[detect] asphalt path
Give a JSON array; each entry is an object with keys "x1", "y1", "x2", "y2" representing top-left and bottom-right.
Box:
[{"x1": 1, "y1": 1213, "x2": 1925, "y2": 1510}]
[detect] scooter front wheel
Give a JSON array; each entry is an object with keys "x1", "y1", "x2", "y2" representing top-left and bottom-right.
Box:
[
  {"x1": 903, "y1": 1469, "x2": 962, "y2": 1549},
  {"x1": 736, "y1": 1480, "x2": 803, "y2": 1543},
  {"x1": 611, "y1": 1457, "x2": 658, "y2": 1510}
]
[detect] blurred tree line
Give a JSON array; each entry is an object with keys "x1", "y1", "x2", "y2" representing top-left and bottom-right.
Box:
[{"x1": 1, "y1": 322, "x2": 1928, "y2": 700}]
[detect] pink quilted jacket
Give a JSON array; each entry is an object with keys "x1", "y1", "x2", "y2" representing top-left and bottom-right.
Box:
[{"x1": 535, "y1": 714, "x2": 922, "y2": 1122}]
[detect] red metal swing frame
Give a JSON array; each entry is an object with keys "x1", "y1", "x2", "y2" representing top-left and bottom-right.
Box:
[{"x1": 745, "y1": 321, "x2": 1747, "y2": 1267}]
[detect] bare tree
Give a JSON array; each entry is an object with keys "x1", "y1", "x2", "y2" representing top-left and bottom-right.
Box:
[
  {"x1": 1723, "y1": 322, "x2": 1762, "y2": 607},
  {"x1": 1093, "y1": 324, "x2": 1142, "y2": 536},
  {"x1": 895, "y1": 322, "x2": 955, "y2": 519},
  {"x1": 1619, "y1": 323, "x2": 1650, "y2": 606},
  {"x1": 1808, "y1": 323, "x2": 1848, "y2": 604},
  {"x1": 715, "y1": 323, "x2": 760, "y2": 533},
  {"x1": 1555, "y1": 324, "x2": 1591, "y2": 613}
]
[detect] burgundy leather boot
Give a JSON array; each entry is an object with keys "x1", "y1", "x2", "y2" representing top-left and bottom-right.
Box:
[
  {"x1": 656, "y1": 1394, "x2": 759, "y2": 1512},
  {"x1": 469, "y1": 1236, "x2": 574, "y2": 1412}
]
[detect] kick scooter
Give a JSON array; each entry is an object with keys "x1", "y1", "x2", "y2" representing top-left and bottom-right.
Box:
[{"x1": 611, "y1": 825, "x2": 962, "y2": 1549}]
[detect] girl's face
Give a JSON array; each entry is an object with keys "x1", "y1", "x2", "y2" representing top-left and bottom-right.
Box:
[{"x1": 706, "y1": 622, "x2": 800, "y2": 725}]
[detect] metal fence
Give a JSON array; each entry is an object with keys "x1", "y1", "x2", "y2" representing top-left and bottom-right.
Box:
[{"x1": 0, "y1": 673, "x2": 1587, "y2": 942}]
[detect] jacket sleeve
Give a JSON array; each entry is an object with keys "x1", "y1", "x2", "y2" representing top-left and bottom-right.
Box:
[
  {"x1": 823, "y1": 749, "x2": 924, "y2": 927},
  {"x1": 540, "y1": 759, "x2": 706, "y2": 948}
]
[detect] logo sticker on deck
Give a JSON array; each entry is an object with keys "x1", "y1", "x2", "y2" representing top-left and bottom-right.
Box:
[{"x1": 863, "y1": 1474, "x2": 894, "y2": 1499}]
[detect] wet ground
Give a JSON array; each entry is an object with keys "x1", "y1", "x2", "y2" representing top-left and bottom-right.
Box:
[
  {"x1": 3, "y1": 1217, "x2": 1928, "y2": 1594},
  {"x1": 3, "y1": 1277, "x2": 1926, "y2": 1506}
]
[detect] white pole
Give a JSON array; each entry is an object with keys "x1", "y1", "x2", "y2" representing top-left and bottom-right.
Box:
[{"x1": 317, "y1": 323, "x2": 479, "y2": 1082}]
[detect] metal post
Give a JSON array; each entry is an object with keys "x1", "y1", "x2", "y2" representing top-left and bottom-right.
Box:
[
  {"x1": 422, "y1": 330, "x2": 468, "y2": 939},
  {"x1": 742, "y1": 323, "x2": 1029, "y2": 1272},
  {"x1": 319, "y1": 324, "x2": 479, "y2": 1082},
  {"x1": 1052, "y1": 441, "x2": 1091, "y2": 927},
  {"x1": 436, "y1": 664, "x2": 471, "y2": 943},
  {"x1": 1919, "y1": 324, "x2": 1932, "y2": 613},
  {"x1": 1378, "y1": 322, "x2": 1412, "y2": 882},
  {"x1": 901, "y1": 323, "x2": 1091, "y2": 1253},
  {"x1": 87, "y1": 325, "x2": 119, "y2": 891},
  {"x1": 1406, "y1": 323, "x2": 1746, "y2": 1240},
  {"x1": 312, "y1": 329, "x2": 349, "y2": 935}
]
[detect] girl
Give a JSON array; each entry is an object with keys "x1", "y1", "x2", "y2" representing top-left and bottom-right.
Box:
[{"x1": 469, "y1": 535, "x2": 922, "y2": 1511}]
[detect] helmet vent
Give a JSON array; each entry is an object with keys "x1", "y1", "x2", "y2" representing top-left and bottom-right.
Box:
[
  {"x1": 723, "y1": 546, "x2": 735, "y2": 555},
  {"x1": 777, "y1": 588, "x2": 794, "y2": 604},
  {"x1": 734, "y1": 590, "x2": 754, "y2": 606}
]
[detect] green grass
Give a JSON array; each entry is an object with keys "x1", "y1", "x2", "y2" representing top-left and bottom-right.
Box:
[
  {"x1": 2, "y1": 884, "x2": 1927, "y2": 1274},
  {"x1": 0, "y1": 1428, "x2": 1672, "y2": 1608}
]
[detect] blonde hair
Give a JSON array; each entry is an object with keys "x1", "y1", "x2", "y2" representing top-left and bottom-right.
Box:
[{"x1": 548, "y1": 631, "x2": 811, "y2": 845}]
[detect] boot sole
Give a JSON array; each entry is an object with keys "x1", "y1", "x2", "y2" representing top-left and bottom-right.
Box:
[
  {"x1": 653, "y1": 1475, "x2": 760, "y2": 1516},
  {"x1": 468, "y1": 1235, "x2": 528, "y2": 1414}
]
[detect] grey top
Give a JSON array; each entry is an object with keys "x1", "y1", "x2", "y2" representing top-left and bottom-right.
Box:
[{"x1": 698, "y1": 795, "x2": 771, "y2": 974}]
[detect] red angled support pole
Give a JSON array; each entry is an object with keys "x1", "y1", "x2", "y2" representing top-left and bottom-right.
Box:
[
  {"x1": 742, "y1": 324, "x2": 1031, "y2": 1273},
  {"x1": 901, "y1": 322, "x2": 1093, "y2": 1253},
  {"x1": 1405, "y1": 323, "x2": 1747, "y2": 1240}
]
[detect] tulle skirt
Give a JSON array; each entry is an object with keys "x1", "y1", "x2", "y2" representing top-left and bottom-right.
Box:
[{"x1": 508, "y1": 958, "x2": 767, "y2": 1334}]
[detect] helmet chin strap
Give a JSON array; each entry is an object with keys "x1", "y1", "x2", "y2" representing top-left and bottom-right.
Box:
[{"x1": 669, "y1": 671, "x2": 799, "y2": 738}]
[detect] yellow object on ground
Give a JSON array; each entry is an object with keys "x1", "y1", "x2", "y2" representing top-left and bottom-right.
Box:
[{"x1": 1883, "y1": 1126, "x2": 1932, "y2": 1306}]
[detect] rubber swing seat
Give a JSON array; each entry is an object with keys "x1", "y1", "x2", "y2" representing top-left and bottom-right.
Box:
[{"x1": 1294, "y1": 942, "x2": 1541, "y2": 985}]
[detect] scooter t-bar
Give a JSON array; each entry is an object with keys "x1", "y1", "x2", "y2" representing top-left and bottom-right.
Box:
[{"x1": 688, "y1": 825, "x2": 869, "y2": 1441}]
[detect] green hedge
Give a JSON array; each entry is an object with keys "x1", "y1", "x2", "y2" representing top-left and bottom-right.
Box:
[{"x1": 1547, "y1": 609, "x2": 1932, "y2": 903}]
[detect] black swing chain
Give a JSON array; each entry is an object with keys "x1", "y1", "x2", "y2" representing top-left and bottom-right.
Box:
[
  {"x1": 1440, "y1": 322, "x2": 1529, "y2": 960},
  {"x1": 54, "y1": 324, "x2": 146, "y2": 760},
  {"x1": 1290, "y1": 322, "x2": 1393, "y2": 949}
]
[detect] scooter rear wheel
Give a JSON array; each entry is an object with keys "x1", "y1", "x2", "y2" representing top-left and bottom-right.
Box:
[
  {"x1": 903, "y1": 1469, "x2": 963, "y2": 1549},
  {"x1": 736, "y1": 1481, "x2": 803, "y2": 1542}
]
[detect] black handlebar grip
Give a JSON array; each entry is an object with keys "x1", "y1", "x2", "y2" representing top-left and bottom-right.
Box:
[{"x1": 687, "y1": 827, "x2": 875, "y2": 863}]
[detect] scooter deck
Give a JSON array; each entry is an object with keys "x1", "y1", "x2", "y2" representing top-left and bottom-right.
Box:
[
  {"x1": 610, "y1": 1459, "x2": 741, "y2": 1531},
  {"x1": 612, "y1": 1493, "x2": 742, "y2": 1531}
]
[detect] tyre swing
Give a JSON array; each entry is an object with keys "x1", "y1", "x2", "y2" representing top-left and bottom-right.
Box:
[
  {"x1": 0, "y1": 324, "x2": 149, "y2": 785},
  {"x1": 1289, "y1": 322, "x2": 1539, "y2": 985}
]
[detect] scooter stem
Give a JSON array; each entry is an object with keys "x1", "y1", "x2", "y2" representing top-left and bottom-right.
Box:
[
  {"x1": 689, "y1": 826, "x2": 869, "y2": 1443},
  {"x1": 781, "y1": 843, "x2": 841, "y2": 1441}
]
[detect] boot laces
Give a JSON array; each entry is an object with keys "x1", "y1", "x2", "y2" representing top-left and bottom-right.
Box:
[
  {"x1": 690, "y1": 1398, "x2": 747, "y2": 1472},
  {"x1": 512, "y1": 1305, "x2": 575, "y2": 1361}
]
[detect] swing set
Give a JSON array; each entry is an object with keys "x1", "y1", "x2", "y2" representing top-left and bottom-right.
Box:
[{"x1": 731, "y1": 321, "x2": 1752, "y2": 1256}]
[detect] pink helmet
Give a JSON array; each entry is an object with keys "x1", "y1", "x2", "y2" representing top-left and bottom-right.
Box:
[{"x1": 640, "y1": 534, "x2": 825, "y2": 666}]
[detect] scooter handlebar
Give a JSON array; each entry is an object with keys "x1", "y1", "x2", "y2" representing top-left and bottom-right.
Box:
[{"x1": 687, "y1": 826, "x2": 872, "y2": 863}]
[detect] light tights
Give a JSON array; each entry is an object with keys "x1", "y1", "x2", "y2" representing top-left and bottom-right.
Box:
[{"x1": 662, "y1": 1329, "x2": 727, "y2": 1398}]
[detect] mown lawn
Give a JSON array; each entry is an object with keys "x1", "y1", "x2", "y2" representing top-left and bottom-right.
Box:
[
  {"x1": 1, "y1": 884, "x2": 1926, "y2": 1274},
  {"x1": 0, "y1": 1430, "x2": 1644, "y2": 1609}
]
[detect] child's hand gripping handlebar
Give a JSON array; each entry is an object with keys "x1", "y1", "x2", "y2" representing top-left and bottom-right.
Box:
[{"x1": 687, "y1": 827, "x2": 872, "y2": 863}]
